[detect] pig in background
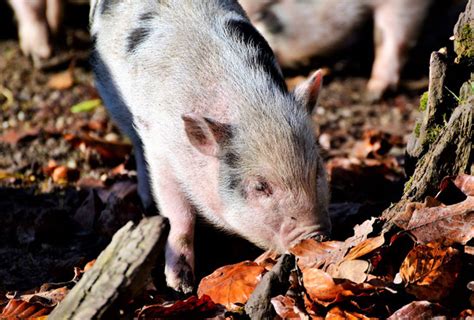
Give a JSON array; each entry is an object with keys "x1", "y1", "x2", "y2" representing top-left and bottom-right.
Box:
[
  {"x1": 239, "y1": 0, "x2": 468, "y2": 100},
  {"x1": 7, "y1": 0, "x2": 466, "y2": 98}
]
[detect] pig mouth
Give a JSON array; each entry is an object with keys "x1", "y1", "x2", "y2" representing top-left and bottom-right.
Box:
[{"x1": 279, "y1": 228, "x2": 330, "y2": 251}]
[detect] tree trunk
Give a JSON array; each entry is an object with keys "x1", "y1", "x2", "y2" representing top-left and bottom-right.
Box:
[{"x1": 383, "y1": 0, "x2": 473, "y2": 228}]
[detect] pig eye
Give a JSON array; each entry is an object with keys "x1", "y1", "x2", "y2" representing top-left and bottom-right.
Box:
[{"x1": 255, "y1": 180, "x2": 272, "y2": 196}]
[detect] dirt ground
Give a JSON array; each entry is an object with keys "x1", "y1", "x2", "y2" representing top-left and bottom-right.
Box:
[{"x1": 0, "y1": 0, "x2": 460, "y2": 303}]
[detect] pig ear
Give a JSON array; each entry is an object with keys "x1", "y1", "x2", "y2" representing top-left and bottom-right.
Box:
[
  {"x1": 182, "y1": 113, "x2": 230, "y2": 157},
  {"x1": 293, "y1": 69, "x2": 323, "y2": 114}
]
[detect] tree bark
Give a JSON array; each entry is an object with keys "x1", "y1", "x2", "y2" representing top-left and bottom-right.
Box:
[
  {"x1": 48, "y1": 216, "x2": 169, "y2": 320},
  {"x1": 383, "y1": 0, "x2": 473, "y2": 227}
]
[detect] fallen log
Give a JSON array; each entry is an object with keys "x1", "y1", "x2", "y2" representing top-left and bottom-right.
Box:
[{"x1": 49, "y1": 216, "x2": 169, "y2": 319}]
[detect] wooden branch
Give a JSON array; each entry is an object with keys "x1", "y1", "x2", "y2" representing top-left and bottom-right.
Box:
[
  {"x1": 49, "y1": 216, "x2": 169, "y2": 319},
  {"x1": 245, "y1": 255, "x2": 295, "y2": 319}
]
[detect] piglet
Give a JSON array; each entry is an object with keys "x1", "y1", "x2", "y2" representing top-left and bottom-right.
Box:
[
  {"x1": 8, "y1": 0, "x2": 62, "y2": 63},
  {"x1": 90, "y1": 0, "x2": 331, "y2": 293},
  {"x1": 239, "y1": 0, "x2": 434, "y2": 100}
]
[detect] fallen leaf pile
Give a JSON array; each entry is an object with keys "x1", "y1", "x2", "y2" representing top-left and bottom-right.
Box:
[
  {"x1": 0, "y1": 175, "x2": 471, "y2": 318},
  {"x1": 0, "y1": 263, "x2": 92, "y2": 319}
]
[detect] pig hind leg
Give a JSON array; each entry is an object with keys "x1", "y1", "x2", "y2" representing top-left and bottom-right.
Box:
[
  {"x1": 148, "y1": 161, "x2": 196, "y2": 294},
  {"x1": 9, "y1": 0, "x2": 52, "y2": 62},
  {"x1": 367, "y1": 0, "x2": 430, "y2": 100},
  {"x1": 46, "y1": 0, "x2": 62, "y2": 36}
]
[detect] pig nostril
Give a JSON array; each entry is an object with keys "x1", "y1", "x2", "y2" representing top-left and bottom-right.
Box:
[{"x1": 306, "y1": 232, "x2": 330, "y2": 242}]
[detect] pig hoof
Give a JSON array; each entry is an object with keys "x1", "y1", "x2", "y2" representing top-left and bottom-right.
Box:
[
  {"x1": 367, "y1": 78, "x2": 398, "y2": 103},
  {"x1": 165, "y1": 259, "x2": 195, "y2": 294},
  {"x1": 365, "y1": 86, "x2": 385, "y2": 103},
  {"x1": 18, "y1": 23, "x2": 52, "y2": 62}
]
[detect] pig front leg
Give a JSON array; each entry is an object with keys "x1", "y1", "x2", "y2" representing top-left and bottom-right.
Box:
[
  {"x1": 367, "y1": 0, "x2": 429, "y2": 101},
  {"x1": 8, "y1": 0, "x2": 52, "y2": 63},
  {"x1": 150, "y1": 161, "x2": 195, "y2": 294}
]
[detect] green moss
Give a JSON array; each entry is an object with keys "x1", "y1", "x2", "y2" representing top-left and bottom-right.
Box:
[
  {"x1": 455, "y1": 24, "x2": 474, "y2": 63},
  {"x1": 419, "y1": 91, "x2": 429, "y2": 112},
  {"x1": 425, "y1": 124, "x2": 443, "y2": 145},
  {"x1": 404, "y1": 175, "x2": 414, "y2": 194},
  {"x1": 414, "y1": 122, "x2": 422, "y2": 138}
]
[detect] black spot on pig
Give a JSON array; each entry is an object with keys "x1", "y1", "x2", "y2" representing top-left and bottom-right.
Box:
[
  {"x1": 140, "y1": 12, "x2": 156, "y2": 22},
  {"x1": 223, "y1": 151, "x2": 240, "y2": 169},
  {"x1": 226, "y1": 20, "x2": 287, "y2": 93},
  {"x1": 127, "y1": 26, "x2": 151, "y2": 53},
  {"x1": 227, "y1": 172, "x2": 242, "y2": 191},
  {"x1": 127, "y1": 12, "x2": 157, "y2": 53},
  {"x1": 100, "y1": 0, "x2": 120, "y2": 15}
]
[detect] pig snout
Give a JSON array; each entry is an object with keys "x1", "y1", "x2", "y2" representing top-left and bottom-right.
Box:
[{"x1": 278, "y1": 220, "x2": 329, "y2": 250}]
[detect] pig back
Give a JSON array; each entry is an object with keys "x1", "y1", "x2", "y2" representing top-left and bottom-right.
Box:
[{"x1": 90, "y1": 0, "x2": 288, "y2": 148}]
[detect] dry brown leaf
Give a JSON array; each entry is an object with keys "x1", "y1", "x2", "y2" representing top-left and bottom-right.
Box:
[
  {"x1": 65, "y1": 133, "x2": 132, "y2": 161},
  {"x1": 351, "y1": 129, "x2": 403, "y2": 159},
  {"x1": 445, "y1": 174, "x2": 474, "y2": 196},
  {"x1": 271, "y1": 295, "x2": 305, "y2": 319},
  {"x1": 254, "y1": 250, "x2": 280, "y2": 271},
  {"x1": 0, "y1": 287, "x2": 68, "y2": 319},
  {"x1": 326, "y1": 306, "x2": 375, "y2": 319},
  {"x1": 47, "y1": 69, "x2": 74, "y2": 90},
  {"x1": 399, "y1": 242, "x2": 461, "y2": 301},
  {"x1": 290, "y1": 218, "x2": 379, "y2": 271},
  {"x1": 387, "y1": 301, "x2": 446, "y2": 319},
  {"x1": 404, "y1": 175, "x2": 474, "y2": 245},
  {"x1": 394, "y1": 197, "x2": 443, "y2": 229},
  {"x1": 111, "y1": 162, "x2": 127, "y2": 175},
  {"x1": 20, "y1": 287, "x2": 69, "y2": 308},
  {"x1": 327, "y1": 260, "x2": 370, "y2": 284},
  {"x1": 0, "y1": 127, "x2": 40, "y2": 145},
  {"x1": 406, "y1": 198, "x2": 474, "y2": 245},
  {"x1": 397, "y1": 175, "x2": 474, "y2": 245},
  {"x1": 197, "y1": 261, "x2": 266, "y2": 310},
  {"x1": 136, "y1": 295, "x2": 225, "y2": 319},
  {"x1": 84, "y1": 259, "x2": 96, "y2": 272},
  {"x1": 50, "y1": 165, "x2": 80, "y2": 184},
  {"x1": 1, "y1": 299, "x2": 52, "y2": 319},
  {"x1": 290, "y1": 239, "x2": 346, "y2": 270},
  {"x1": 344, "y1": 235, "x2": 385, "y2": 261},
  {"x1": 302, "y1": 268, "x2": 374, "y2": 307}
]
